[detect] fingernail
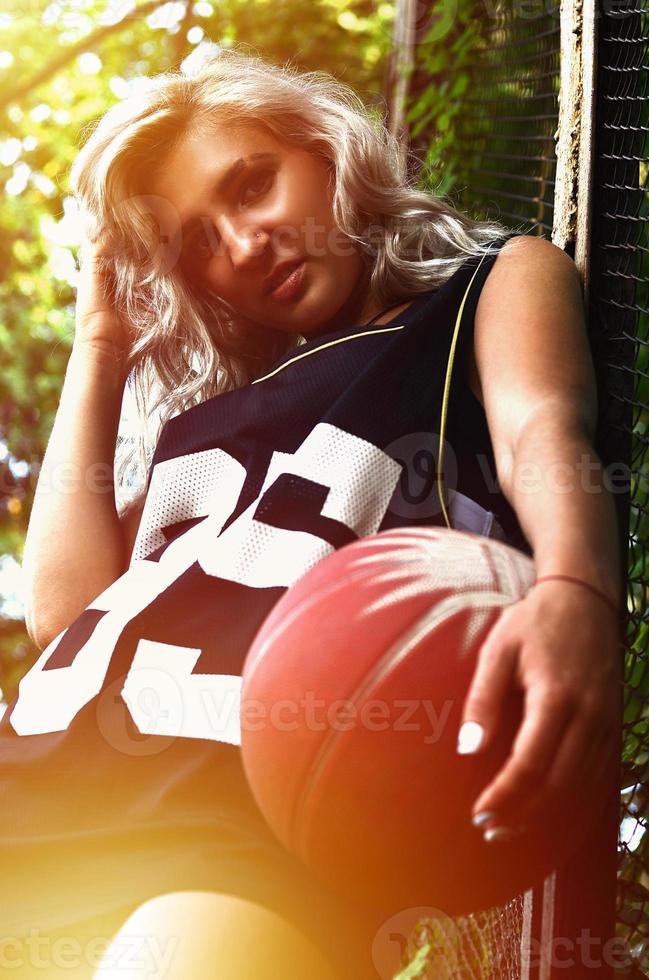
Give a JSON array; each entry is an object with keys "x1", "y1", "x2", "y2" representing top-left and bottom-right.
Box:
[
  {"x1": 471, "y1": 810, "x2": 495, "y2": 828},
  {"x1": 457, "y1": 721, "x2": 485, "y2": 754},
  {"x1": 484, "y1": 825, "x2": 525, "y2": 843}
]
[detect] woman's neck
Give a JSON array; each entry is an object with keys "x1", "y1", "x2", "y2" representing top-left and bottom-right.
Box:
[{"x1": 316, "y1": 269, "x2": 391, "y2": 333}]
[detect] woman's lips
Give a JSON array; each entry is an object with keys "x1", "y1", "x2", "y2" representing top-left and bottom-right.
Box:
[{"x1": 268, "y1": 261, "x2": 306, "y2": 302}]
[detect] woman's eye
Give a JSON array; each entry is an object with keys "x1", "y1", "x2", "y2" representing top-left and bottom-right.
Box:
[
  {"x1": 241, "y1": 169, "x2": 273, "y2": 204},
  {"x1": 191, "y1": 171, "x2": 273, "y2": 257}
]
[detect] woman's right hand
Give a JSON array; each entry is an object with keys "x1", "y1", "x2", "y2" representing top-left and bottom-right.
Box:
[{"x1": 74, "y1": 232, "x2": 129, "y2": 365}]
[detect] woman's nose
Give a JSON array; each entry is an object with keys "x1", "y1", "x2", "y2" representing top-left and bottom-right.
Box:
[{"x1": 217, "y1": 217, "x2": 267, "y2": 266}]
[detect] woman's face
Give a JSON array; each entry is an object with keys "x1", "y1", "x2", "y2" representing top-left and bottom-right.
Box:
[{"x1": 150, "y1": 122, "x2": 373, "y2": 335}]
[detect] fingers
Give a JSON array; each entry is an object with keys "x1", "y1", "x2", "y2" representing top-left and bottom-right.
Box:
[
  {"x1": 456, "y1": 602, "x2": 621, "y2": 841},
  {"x1": 471, "y1": 688, "x2": 619, "y2": 836},
  {"x1": 580, "y1": 713, "x2": 620, "y2": 789},
  {"x1": 80, "y1": 236, "x2": 111, "y2": 264},
  {"x1": 470, "y1": 685, "x2": 574, "y2": 826},
  {"x1": 79, "y1": 224, "x2": 118, "y2": 267},
  {"x1": 457, "y1": 611, "x2": 518, "y2": 758}
]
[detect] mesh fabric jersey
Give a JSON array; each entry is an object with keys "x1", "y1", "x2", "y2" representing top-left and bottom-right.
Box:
[{"x1": 0, "y1": 231, "x2": 540, "y2": 979}]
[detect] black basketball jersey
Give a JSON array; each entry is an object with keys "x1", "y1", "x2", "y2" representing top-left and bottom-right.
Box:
[{"x1": 0, "y1": 230, "x2": 532, "y2": 935}]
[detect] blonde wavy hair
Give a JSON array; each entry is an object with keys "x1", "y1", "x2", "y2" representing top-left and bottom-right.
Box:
[{"x1": 68, "y1": 40, "x2": 520, "y2": 513}]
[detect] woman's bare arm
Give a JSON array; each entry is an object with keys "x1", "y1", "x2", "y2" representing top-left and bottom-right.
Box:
[
  {"x1": 22, "y1": 344, "x2": 131, "y2": 652},
  {"x1": 472, "y1": 235, "x2": 621, "y2": 598},
  {"x1": 458, "y1": 236, "x2": 623, "y2": 835}
]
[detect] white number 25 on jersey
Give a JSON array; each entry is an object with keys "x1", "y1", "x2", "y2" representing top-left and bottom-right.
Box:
[{"x1": 10, "y1": 424, "x2": 402, "y2": 745}]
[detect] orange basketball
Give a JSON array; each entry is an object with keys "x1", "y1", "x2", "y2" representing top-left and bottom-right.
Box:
[{"x1": 240, "y1": 527, "x2": 612, "y2": 917}]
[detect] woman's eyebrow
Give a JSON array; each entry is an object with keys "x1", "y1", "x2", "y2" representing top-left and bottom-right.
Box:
[{"x1": 180, "y1": 152, "x2": 280, "y2": 236}]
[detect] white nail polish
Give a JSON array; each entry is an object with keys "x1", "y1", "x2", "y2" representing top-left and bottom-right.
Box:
[
  {"x1": 472, "y1": 811, "x2": 495, "y2": 828},
  {"x1": 457, "y1": 721, "x2": 485, "y2": 754},
  {"x1": 484, "y1": 825, "x2": 526, "y2": 843}
]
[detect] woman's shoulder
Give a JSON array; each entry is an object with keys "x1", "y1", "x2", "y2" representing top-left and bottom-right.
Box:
[
  {"x1": 496, "y1": 233, "x2": 580, "y2": 274},
  {"x1": 472, "y1": 234, "x2": 582, "y2": 328},
  {"x1": 472, "y1": 234, "x2": 582, "y2": 338}
]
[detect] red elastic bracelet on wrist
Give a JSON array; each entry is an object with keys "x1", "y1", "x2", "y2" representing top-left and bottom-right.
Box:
[{"x1": 533, "y1": 574, "x2": 620, "y2": 618}]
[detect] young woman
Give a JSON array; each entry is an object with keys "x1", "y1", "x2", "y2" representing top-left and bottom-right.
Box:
[{"x1": 3, "y1": 42, "x2": 623, "y2": 980}]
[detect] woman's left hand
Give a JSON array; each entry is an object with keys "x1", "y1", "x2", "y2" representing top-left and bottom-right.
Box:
[{"x1": 457, "y1": 581, "x2": 622, "y2": 836}]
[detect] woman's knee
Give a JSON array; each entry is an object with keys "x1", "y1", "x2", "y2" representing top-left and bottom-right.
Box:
[{"x1": 92, "y1": 890, "x2": 340, "y2": 979}]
